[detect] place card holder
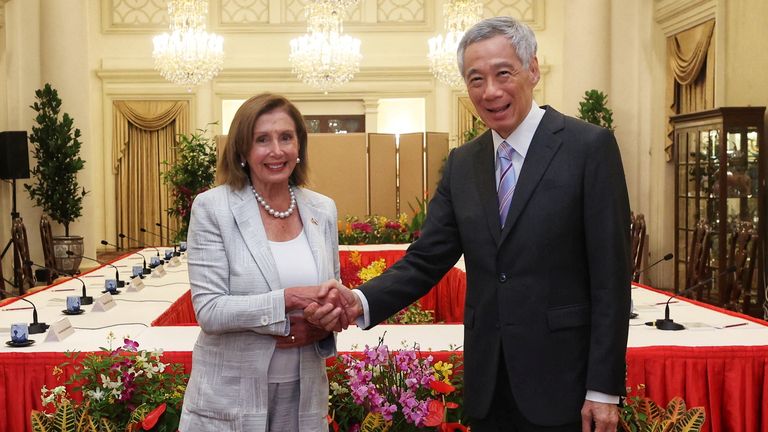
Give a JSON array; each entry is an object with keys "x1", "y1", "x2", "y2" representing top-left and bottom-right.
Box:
[
  {"x1": 45, "y1": 318, "x2": 75, "y2": 342},
  {"x1": 92, "y1": 293, "x2": 117, "y2": 312},
  {"x1": 151, "y1": 265, "x2": 166, "y2": 278},
  {"x1": 127, "y1": 277, "x2": 145, "y2": 292}
]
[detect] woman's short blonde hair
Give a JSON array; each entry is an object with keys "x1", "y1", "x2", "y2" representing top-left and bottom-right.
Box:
[{"x1": 220, "y1": 93, "x2": 309, "y2": 189}]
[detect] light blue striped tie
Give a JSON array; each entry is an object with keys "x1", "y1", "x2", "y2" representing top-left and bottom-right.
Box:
[{"x1": 497, "y1": 141, "x2": 517, "y2": 227}]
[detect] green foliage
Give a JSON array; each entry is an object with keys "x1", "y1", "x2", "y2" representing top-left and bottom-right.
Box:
[
  {"x1": 161, "y1": 126, "x2": 218, "y2": 242},
  {"x1": 577, "y1": 89, "x2": 614, "y2": 130},
  {"x1": 36, "y1": 335, "x2": 188, "y2": 432},
  {"x1": 406, "y1": 196, "x2": 428, "y2": 240},
  {"x1": 619, "y1": 386, "x2": 705, "y2": 432},
  {"x1": 386, "y1": 303, "x2": 435, "y2": 324},
  {"x1": 462, "y1": 117, "x2": 486, "y2": 142},
  {"x1": 24, "y1": 83, "x2": 88, "y2": 236}
]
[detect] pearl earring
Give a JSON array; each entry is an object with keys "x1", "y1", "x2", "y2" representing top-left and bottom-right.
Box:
[
  {"x1": 240, "y1": 161, "x2": 246, "y2": 168},
  {"x1": 296, "y1": 157, "x2": 301, "y2": 164}
]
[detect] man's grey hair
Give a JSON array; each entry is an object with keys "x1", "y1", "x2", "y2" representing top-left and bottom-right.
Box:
[{"x1": 457, "y1": 16, "x2": 538, "y2": 78}]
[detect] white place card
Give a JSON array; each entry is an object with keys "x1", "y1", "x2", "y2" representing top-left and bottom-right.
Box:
[
  {"x1": 167, "y1": 256, "x2": 182, "y2": 267},
  {"x1": 127, "y1": 278, "x2": 145, "y2": 292},
  {"x1": 92, "y1": 293, "x2": 117, "y2": 312},
  {"x1": 151, "y1": 265, "x2": 166, "y2": 277},
  {"x1": 45, "y1": 318, "x2": 75, "y2": 342}
]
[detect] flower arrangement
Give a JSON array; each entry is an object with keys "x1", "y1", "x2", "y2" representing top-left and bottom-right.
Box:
[
  {"x1": 340, "y1": 251, "x2": 435, "y2": 324},
  {"x1": 619, "y1": 384, "x2": 705, "y2": 432},
  {"x1": 339, "y1": 214, "x2": 414, "y2": 245},
  {"x1": 327, "y1": 337, "x2": 466, "y2": 432},
  {"x1": 31, "y1": 334, "x2": 188, "y2": 432}
]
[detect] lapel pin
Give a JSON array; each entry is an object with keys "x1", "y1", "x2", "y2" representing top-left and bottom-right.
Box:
[{"x1": 311, "y1": 217, "x2": 318, "y2": 225}]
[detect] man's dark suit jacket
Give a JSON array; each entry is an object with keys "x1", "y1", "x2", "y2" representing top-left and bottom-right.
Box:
[{"x1": 358, "y1": 106, "x2": 632, "y2": 426}]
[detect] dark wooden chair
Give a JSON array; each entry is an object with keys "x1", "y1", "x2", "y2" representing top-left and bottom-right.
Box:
[
  {"x1": 685, "y1": 220, "x2": 712, "y2": 300},
  {"x1": 39, "y1": 215, "x2": 58, "y2": 284},
  {"x1": 11, "y1": 218, "x2": 35, "y2": 294},
  {"x1": 723, "y1": 222, "x2": 758, "y2": 313},
  {"x1": 630, "y1": 213, "x2": 646, "y2": 282}
]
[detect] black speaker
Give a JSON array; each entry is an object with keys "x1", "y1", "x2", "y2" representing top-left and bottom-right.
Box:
[{"x1": 0, "y1": 131, "x2": 30, "y2": 180}]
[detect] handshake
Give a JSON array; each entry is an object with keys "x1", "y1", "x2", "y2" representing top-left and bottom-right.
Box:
[{"x1": 284, "y1": 280, "x2": 363, "y2": 332}]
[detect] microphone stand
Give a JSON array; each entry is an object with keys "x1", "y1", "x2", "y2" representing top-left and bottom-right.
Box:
[
  {"x1": 633, "y1": 252, "x2": 674, "y2": 282},
  {"x1": 630, "y1": 252, "x2": 673, "y2": 319},
  {"x1": 27, "y1": 260, "x2": 93, "y2": 305},
  {"x1": 71, "y1": 252, "x2": 126, "y2": 288},
  {"x1": 156, "y1": 222, "x2": 183, "y2": 256},
  {"x1": 119, "y1": 233, "x2": 163, "y2": 266},
  {"x1": 0, "y1": 287, "x2": 48, "y2": 334},
  {"x1": 101, "y1": 240, "x2": 150, "y2": 275},
  {"x1": 654, "y1": 266, "x2": 736, "y2": 331}
]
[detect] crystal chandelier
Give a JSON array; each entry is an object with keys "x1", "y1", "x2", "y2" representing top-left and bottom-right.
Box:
[
  {"x1": 427, "y1": 0, "x2": 483, "y2": 88},
  {"x1": 152, "y1": 0, "x2": 224, "y2": 88},
  {"x1": 289, "y1": 0, "x2": 362, "y2": 93}
]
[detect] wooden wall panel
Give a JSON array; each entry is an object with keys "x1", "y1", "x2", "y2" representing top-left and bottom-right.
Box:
[
  {"x1": 307, "y1": 133, "x2": 368, "y2": 219},
  {"x1": 399, "y1": 133, "x2": 425, "y2": 215},
  {"x1": 368, "y1": 134, "x2": 397, "y2": 218},
  {"x1": 426, "y1": 132, "x2": 449, "y2": 201}
]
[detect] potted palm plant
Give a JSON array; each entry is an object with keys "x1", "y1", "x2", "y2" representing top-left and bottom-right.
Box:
[{"x1": 24, "y1": 83, "x2": 88, "y2": 274}]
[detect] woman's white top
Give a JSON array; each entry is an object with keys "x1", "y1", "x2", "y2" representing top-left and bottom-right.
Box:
[{"x1": 267, "y1": 230, "x2": 318, "y2": 383}]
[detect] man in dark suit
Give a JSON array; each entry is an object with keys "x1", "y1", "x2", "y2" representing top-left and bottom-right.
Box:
[{"x1": 307, "y1": 16, "x2": 631, "y2": 432}]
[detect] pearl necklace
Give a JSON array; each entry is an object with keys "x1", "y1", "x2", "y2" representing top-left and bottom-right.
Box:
[{"x1": 251, "y1": 185, "x2": 296, "y2": 219}]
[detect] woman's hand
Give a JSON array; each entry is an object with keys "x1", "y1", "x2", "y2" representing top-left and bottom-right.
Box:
[{"x1": 274, "y1": 314, "x2": 330, "y2": 348}]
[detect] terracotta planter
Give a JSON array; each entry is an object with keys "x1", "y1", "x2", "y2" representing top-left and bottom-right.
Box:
[{"x1": 52, "y1": 235, "x2": 84, "y2": 275}]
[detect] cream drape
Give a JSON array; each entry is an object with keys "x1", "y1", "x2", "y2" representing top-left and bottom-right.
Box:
[
  {"x1": 665, "y1": 20, "x2": 715, "y2": 160},
  {"x1": 112, "y1": 101, "x2": 189, "y2": 247}
]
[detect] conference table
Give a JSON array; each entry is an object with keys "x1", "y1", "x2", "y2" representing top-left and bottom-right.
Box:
[{"x1": 1, "y1": 246, "x2": 767, "y2": 431}]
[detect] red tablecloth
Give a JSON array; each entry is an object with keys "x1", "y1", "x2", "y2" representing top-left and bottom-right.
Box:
[
  {"x1": 4, "y1": 250, "x2": 767, "y2": 432},
  {"x1": 151, "y1": 250, "x2": 467, "y2": 326}
]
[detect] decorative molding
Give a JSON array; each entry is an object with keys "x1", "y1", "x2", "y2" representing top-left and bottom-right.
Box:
[
  {"x1": 102, "y1": 0, "x2": 167, "y2": 33},
  {"x1": 484, "y1": 0, "x2": 545, "y2": 30},
  {"x1": 377, "y1": 0, "x2": 425, "y2": 24},
  {"x1": 654, "y1": 0, "x2": 716, "y2": 36}
]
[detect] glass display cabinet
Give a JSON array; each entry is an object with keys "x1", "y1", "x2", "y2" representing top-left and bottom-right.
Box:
[{"x1": 672, "y1": 107, "x2": 766, "y2": 316}]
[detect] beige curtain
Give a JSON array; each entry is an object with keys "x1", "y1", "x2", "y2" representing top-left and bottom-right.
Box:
[
  {"x1": 665, "y1": 20, "x2": 716, "y2": 160},
  {"x1": 113, "y1": 101, "x2": 189, "y2": 247}
]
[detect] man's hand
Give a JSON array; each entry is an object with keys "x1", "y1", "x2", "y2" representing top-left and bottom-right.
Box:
[
  {"x1": 581, "y1": 400, "x2": 619, "y2": 432},
  {"x1": 304, "y1": 279, "x2": 362, "y2": 332}
]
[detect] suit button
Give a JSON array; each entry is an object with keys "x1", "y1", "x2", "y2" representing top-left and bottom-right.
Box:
[
  {"x1": 498, "y1": 273, "x2": 507, "y2": 283},
  {"x1": 260, "y1": 316, "x2": 269, "y2": 325}
]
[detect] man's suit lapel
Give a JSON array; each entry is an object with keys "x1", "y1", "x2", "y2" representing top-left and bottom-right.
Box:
[
  {"x1": 229, "y1": 186, "x2": 281, "y2": 291},
  {"x1": 500, "y1": 107, "x2": 564, "y2": 244},
  {"x1": 472, "y1": 131, "x2": 503, "y2": 246}
]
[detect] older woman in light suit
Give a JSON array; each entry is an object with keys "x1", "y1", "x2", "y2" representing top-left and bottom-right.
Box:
[{"x1": 180, "y1": 93, "x2": 343, "y2": 431}]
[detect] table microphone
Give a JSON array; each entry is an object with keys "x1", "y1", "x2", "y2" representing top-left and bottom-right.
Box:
[
  {"x1": 69, "y1": 251, "x2": 126, "y2": 288},
  {"x1": 0, "y1": 287, "x2": 49, "y2": 334},
  {"x1": 652, "y1": 266, "x2": 736, "y2": 331},
  {"x1": 101, "y1": 240, "x2": 150, "y2": 275},
  {"x1": 156, "y1": 222, "x2": 182, "y2": 256},
  {"x1": 27, "y1": 260, "x2": 93, "y2": 305},
  {"x1": 140, "y1": 227, "x2": 166, "y2": 244},
  {"x1": 119, "y1": 233, "x2": 163, "y2": 265},
  {"x1": 633, "y1": 252, "x2": 674, "y2": 280}
]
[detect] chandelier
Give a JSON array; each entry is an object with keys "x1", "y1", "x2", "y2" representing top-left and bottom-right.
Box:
[
  {"x1": 427, "y1": 0, "x2": 483, "y2": 88},
  {"x1": 152, "y1": 0, "x2": 224, "y2": 88},
  {"x1": 289, "y1": 0, "x2": 362, "y2": 93}
]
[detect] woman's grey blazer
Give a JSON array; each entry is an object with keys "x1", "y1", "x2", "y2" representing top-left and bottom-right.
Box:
[{"x1": 179, "y1": 184, "x2": 340, "y2": 432}]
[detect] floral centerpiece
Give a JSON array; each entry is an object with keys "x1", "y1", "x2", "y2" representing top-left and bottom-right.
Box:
[
  {"x1": 328, "y1": 337, "x2": 466, "y2": 431},
  {"x1": 31, "y1": 334, "x2": 188, "y2": 432},
  {"x1": 339, "y1": 214, "x2": 415, "y2": 245},
  {"x1": 341, "y1": 251, "x2": 434, "y2": 324}
]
